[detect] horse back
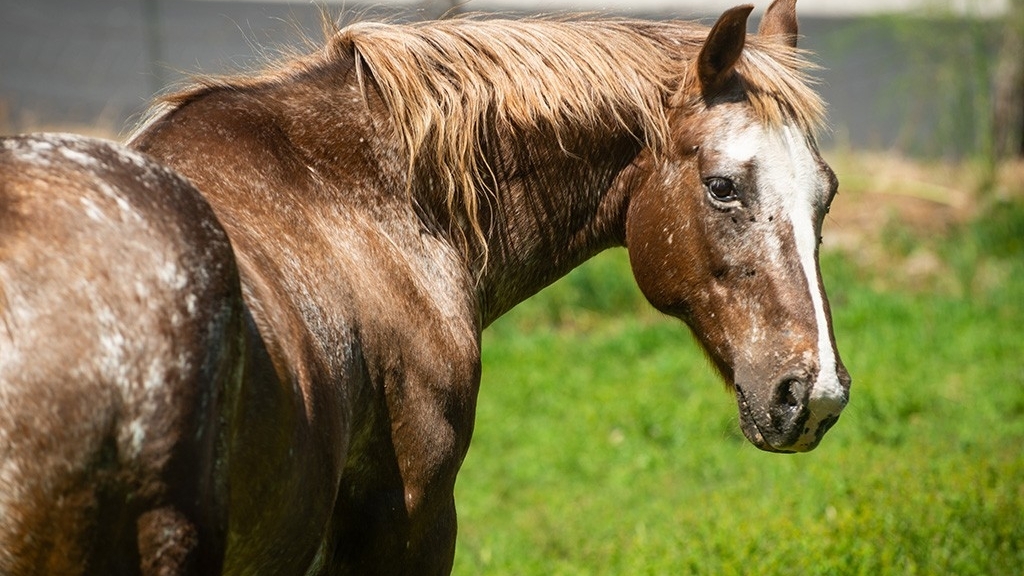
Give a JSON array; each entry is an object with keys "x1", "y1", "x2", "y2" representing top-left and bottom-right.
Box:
[{"x1": 0, "y1": 134, "x2": 243, "y2": 574}]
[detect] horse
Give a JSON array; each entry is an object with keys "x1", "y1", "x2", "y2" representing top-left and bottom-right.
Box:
[{"x1": 0, "y1": 0, "x2": 850, "y2": 573}]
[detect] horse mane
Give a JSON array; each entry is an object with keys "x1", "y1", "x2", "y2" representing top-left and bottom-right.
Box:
[
  {"x1": 337, "y1": 16, "x2": 825, "y2": 148},
  {"x1": 338, "y1": 16, "x2": 824, "y2": 255},
  {"x1": 131, "y1": 14, "x2": 825, "y2": 260}
]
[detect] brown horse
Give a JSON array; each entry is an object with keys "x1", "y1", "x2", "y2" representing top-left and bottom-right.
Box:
[{"x1": 1, "y1": 1, "x2": 850, "y2": 573}]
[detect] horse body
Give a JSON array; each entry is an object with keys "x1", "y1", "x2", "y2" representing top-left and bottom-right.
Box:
[{"x1": 1, "y1": 1, "x2": 850, "y2": 574}]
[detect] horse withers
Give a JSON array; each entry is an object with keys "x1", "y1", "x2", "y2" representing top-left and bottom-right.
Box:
[{"x1": 2, "y1": 0, "x2": 849, "y2": 573}]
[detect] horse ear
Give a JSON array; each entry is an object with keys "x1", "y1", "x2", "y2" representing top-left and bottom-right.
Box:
[
  {"x1": 697, "y1": 4, "x2": 754, "y2": 97},
  {"x1": 758, "y1": 0, "x2": 799, "y2": 48}
]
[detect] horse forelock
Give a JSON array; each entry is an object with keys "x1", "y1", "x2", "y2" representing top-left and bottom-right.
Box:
[{"x1": 731, "y1": 38, "x2": 826, "y2": 136}]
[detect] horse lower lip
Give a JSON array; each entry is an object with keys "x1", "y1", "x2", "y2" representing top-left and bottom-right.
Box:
[{"x1": 740, "y1": 418, "x2": 795, "y2": 453}]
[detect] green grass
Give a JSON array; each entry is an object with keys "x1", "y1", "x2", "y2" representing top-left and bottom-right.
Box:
[{"x1": 452, "y1": 199, "x2": 1024, "y2": 574}]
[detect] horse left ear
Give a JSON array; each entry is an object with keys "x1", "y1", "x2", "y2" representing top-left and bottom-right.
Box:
[
  {"x1": 697, "y1": 4, "x2": 754, "y2": 98},
  {"x1": 758, "y1": 0, "x2": 799, "y2": 48}
]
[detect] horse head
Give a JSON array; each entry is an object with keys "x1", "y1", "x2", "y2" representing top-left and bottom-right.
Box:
[{"x1": 626, "y1": 0, "x2": 850, "y2": 453}]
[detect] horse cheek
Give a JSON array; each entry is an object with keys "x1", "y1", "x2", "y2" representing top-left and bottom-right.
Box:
[
  {"x1": 627, "y1": 191, "x2": 679, "y2": 315},
  {"x1": 625, "y1": 187, "x2": 704, "y2": 319}
]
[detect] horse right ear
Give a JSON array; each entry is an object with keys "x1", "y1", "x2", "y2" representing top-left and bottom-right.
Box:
[
  {"x1": 697, "y1": 4, "x2": 754, "y2": 98},
  {"x1": 758, "y1": 0, "x2": 799, "y2": 48}
]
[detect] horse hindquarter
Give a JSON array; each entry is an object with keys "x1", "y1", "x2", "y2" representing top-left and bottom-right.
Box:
[{"x1": 0, "y1": 135, "x2": 244, "y2": 574}]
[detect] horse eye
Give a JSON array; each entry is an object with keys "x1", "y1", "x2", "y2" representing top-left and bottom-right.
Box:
[{"x1": 704, "y1": 177, "x2": 738, "y2": 203}]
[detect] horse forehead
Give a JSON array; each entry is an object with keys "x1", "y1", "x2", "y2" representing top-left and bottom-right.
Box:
[
  {"x1": 716, "y1": 119, "x2": 813, "y2": 166},
  {"x1": 717, "y1": 120, "x2": 824, "y2": 209}
]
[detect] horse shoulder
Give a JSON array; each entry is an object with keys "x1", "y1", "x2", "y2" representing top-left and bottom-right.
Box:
[{"x1": 317, "y1": 222, "x2": 480, "y2": 571}]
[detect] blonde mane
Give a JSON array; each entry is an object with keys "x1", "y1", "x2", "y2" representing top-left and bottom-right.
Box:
[
  {"x1": 134, "y1": 14, "x2": 826, "y2": 260},
  {"x1": 332, "y1": 16, "x2": 824, "y2": 255}
]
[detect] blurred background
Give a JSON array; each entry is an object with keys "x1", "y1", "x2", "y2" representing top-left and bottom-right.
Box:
[
  {"x1": 0, "y1": 0, "x2": 1020, "y2": 158},
  {"x1": 2, "y1": 1, "x2": 1021, "y2": 574}
]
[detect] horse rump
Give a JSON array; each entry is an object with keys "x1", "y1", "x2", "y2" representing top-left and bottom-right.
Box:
[{"x1": 0, "y1": 134, "x2": 243, "y2": 574}]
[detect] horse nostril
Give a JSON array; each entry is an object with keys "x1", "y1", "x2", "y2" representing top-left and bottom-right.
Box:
[{"x1": 776, "y1": 378, "x2": 807, "y2": 410}]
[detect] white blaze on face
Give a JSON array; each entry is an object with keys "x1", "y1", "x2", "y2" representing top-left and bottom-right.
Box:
[{"x1": 720, "y1": 119, "x2": 846, "y2": 443}]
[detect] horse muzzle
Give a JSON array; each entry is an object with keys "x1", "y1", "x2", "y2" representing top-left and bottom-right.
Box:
[{"x1": 734, "y1": 363, "x2": 851, "y2": 453}]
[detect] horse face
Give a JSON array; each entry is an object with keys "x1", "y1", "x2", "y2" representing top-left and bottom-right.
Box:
[{"x1": 625, "y1": 2, "x2": 849, "y2": 453}]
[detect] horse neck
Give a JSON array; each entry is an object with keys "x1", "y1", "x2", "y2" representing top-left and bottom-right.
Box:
[
  {"x1": 467, "y1": 130, "x2": 645, "y2": 326},
  {"x1": 278, "y1": 69, "x2": 646, "y2": 327},
  {"x1": 132, "y1": 55, "x2": 647, "y2": 330}
]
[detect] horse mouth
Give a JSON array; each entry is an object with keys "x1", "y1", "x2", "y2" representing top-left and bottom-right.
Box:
[{"x1": 734, "y1": 384, "x2": 799, "y2": 454}]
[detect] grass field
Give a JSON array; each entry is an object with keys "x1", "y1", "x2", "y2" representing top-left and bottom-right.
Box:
[{"x1": 452, "y1": 155, "x2": 1024, "y2": 575}]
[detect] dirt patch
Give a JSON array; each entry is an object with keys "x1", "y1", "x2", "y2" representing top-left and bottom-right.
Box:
[
  {"x1": 822, "y1": 151, "x2": 1024, "y2": 293},
  {"x1": 825, "y1": 152, "x2": 973, "y2": 249}
]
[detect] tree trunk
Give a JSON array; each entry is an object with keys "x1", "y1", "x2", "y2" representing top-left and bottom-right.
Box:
[{"x1": 993, "y1": 0, "x2": 1024, "y2": 158}]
